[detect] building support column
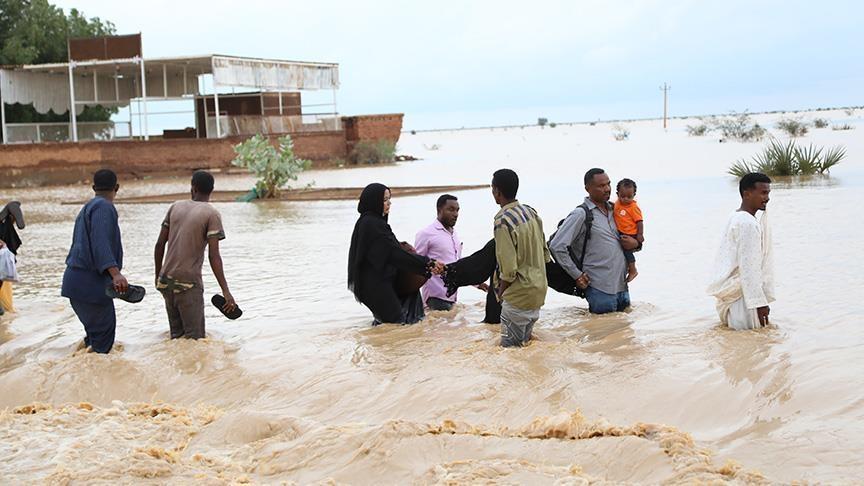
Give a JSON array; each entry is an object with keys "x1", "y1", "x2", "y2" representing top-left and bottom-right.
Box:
[
  {"x1": 68, "y1": 62, "x2": 78, "y2": 142},
  {"x1": 139, "y1": 57, "x2": 149, "y2": 141}
]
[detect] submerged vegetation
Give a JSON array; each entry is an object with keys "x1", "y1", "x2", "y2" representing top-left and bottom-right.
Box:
[
  {"x1": 231, "y1": 134, "x2": 311, "y2": 199},
  {"x1": 700, "y1": 112, "x2": 765, "y2": 142},
  {"x1": 729, "y1": 139, "x2": 845, "y2": 177},
  {"x1": 812, "y1": 118, "x2": 829, "y2": 129},
  {"x1": 349, "y1": 140, "x2": 397, "y2": 165},
  {"x1": 611, "y1": 124, "x2": 630, "y2": 141},
  {"x1": 775, "y1": 118, "x2": 809, "y2": 137}
]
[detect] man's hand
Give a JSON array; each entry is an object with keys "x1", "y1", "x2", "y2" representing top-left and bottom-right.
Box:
[
  {"x1": 575, "y1": 273, "x2": 590, "y2": 290},
  {"x1": 620, "y1": 235, "x2": 639, "y2": 250},
  {"x1": 111, "y1": 272, "x2": 129, "y2": 294},
  {"x1": 222, "y1": 291, "x2": 237, "y2": 313},
  {"x1": 757, "y1": 306, "x2": 770, "y2": 327},
  {"x1": 475, "y1": 282, "x2": 490, "y2": 292},
  {"x1": 430, "y1": 260, "x2": 445, "y2": 275},
  {"x1": 497, "y1": 279, "x2": 512, "y2": 300}
]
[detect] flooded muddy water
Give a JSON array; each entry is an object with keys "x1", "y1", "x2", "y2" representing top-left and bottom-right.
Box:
[{"x1": 1, "y1": 113, "x2": 863, "y2": 483}]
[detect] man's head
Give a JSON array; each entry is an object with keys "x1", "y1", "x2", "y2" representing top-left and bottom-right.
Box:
[
  {"x1": 584, "y1": 168, "x2": 611, "y2": 204},
  {"x1": 491, "y1": 169, "x2": 519, "y2": 206},
  {"x1": 739, "y1": 172, "x2": 771, "y2": 211},
  {"x1": 436, "y1": 194, "x2": 459, "y2": 228},
  {"x1": 191, "y1": 170, "x2": 215, "y2": 199},
  {"x1": 92, "y1": 169, "x2": 119, "y2": 198}
]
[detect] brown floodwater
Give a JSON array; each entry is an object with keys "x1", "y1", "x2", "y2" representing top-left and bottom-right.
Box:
[{"x1": 1, "y1": 116, "x2": 863, "y2": 483}]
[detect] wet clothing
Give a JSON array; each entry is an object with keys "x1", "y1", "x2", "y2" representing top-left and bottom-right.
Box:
[
  {"x1": 707, "y1": 210, "x2": 774, "y2": 330},
  {"x1": 427, "y1": 296, "x2": 455, "y2": 311},
  {"x1": 493, "y1": 201, "x2": 550, "y2": 311},
  {"x1": 71, "y1": 300, "x2": 116, "y2": 353},
  {"x1": 0, "y1": 201, "x2": 24, "y2": 256},
  {"x1": 61, "y1": 196, "x2": 123, "y2": 353},
  {"x1": 348, "y1": 184, "x2": 431, "y2": 324},
  {"x1": 159, "y1": 200, "x2": 225, "y2": 290},
  {"x1": 415, "y1": 219, "x2": 462, "y2": 306},
  {"x1": 613, "y1": 200, "x2": 642, "y2": 235},
  {"x1": 160, "y1": 286, "x2": 206, "y2": 339},
  {"x1": 584, "y1": 287, "x2": 631, "y2": 314},
  {"x1": 157, "y1": 200, "x2": 225, "y2": 338},
  {"x1": 549, "y1": 197, "x2": 628, "y2": 301},
  {"x1": 500, "y1": 301, "x2": 539, "y2": 347}
]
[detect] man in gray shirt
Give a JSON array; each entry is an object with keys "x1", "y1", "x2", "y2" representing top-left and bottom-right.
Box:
[{"x1": 549, "y1": 168, "x2": 638, "y2": 313}]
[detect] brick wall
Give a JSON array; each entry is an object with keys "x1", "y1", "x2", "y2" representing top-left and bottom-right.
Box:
[
  {"x1": 343, "y1": 114, "x2": 404, "y2": 148},
  {"x1": 0, "y1": 131, "x2": 347, "y2": 187},
  {"x1": 0, "y1": 113, "x2": 400, "y2": 187}
]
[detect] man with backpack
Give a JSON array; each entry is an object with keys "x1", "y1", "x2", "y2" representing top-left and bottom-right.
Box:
[{"x1": 548, "y1": 168, "x2": 638, "y2": 314}]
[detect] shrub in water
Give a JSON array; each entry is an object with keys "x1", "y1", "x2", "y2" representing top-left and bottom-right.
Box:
[
  {"x1": 350, "y1": 140, "x2": 397, "y2": 165},
  {"x1": 832, "y1": 123, "x2": 854, "y2": 131},
  {"x1": 686, "y1": 123, "x2": 710, "y2": 136},
  {"x1": 611, "y1": 124, "x2": 629, "y2": 141},
  {"x1": 729, "y1": 139, "x2": 845, "y2": 177},
  {"x1": 813, "y1": 118, "x2": 829, "y2": 129},
  {"x1": 775, "y1": 118, "x2": 809, "y2": 137},
  {"x1": 231, "y1": 134, "x2": 311, "y2": 199}
]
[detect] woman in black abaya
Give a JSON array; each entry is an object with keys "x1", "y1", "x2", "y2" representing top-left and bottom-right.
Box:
[{"x1": 348, "y1": 183, "x2": 440, "y2": 325}]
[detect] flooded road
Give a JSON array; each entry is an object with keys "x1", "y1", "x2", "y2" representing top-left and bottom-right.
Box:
[{"x1": 1, "y1": 113, "x2": 863, "y2": 483}]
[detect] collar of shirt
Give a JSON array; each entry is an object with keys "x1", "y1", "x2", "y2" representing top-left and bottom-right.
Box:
[
  {"x1": 583, "y1": 197, "x2": 613, "y2": 212},
  {"x1": 495, "y1": 200, "x2": 520, "y2": 219},
  {"x1": 432, "y1": 218, "x2": 452, "y2": 234}
]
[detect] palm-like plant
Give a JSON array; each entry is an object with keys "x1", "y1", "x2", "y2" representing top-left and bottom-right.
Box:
[{"x1": 729, "y1": 139, "x2": 845, "y2": 177}]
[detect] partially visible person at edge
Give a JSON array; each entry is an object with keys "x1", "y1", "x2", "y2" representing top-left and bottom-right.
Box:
[
  {"x1": 348, "y1": 183, "x2": 445, "y2": 325},
  {"x1": 154, "y1": 170, "x2": 237, "y2": 339},
  {"x1": 707, "y1": 172, "x2": 775, "y2": 330},
  {"x1": 0, "y1": 201, "x2": 25, "y2": 315},
  {"x1": 61, "y1": 169, "x2": 128, "y2": 353},
  {"x1": 491, "y1": 169, "x2": 551, "y2": 347},
  {"x1": 549, "y1": 168, "x2": 638, "y2": 314},
  {"x1": 414, "y1": 194, "x2": 464, "y2": 311}
]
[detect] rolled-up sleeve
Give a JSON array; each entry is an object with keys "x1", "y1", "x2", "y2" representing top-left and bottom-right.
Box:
[
  {"x1": 549, "y1": 209, "x2": 585, "y2": 280},
  {"x1": 494, "y1": 223, "x2": 518, "y2": 283}
]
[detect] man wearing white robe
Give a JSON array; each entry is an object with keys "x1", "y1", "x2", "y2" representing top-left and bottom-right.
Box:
[{"x1": 707, "y1": 173, "x2": 775, "y2": 330}]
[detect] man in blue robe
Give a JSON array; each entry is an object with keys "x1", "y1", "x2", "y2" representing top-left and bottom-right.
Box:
[{"x1": 61, "y1": 169, "x2": 128, "y2": 353}]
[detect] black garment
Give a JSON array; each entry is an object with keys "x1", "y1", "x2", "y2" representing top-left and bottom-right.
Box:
[
  {"x1": 348, "y1": 183, "x2": 431, "y2": 324},
  {"x1": 443, "y1": 239, "x2": 501, "y2": 323},
  {"x1": 0, "y1": 201, "x2": 24, "y2": 255},
  {"x1": 443, "y1": 238, "x2": 580, "y2": 324}
]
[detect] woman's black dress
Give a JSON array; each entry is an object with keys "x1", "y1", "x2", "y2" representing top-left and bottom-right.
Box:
[{"x1": 348, "y1": 184, "x2": 431, "y2": 325}]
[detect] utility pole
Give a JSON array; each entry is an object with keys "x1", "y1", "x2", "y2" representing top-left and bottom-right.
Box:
[{"x1": 660, "y1": 82, "x2": 671, "y2": 130}]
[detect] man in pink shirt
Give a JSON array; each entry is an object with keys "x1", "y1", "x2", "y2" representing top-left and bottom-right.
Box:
[{"x1": 414, "y1": 195, "x2": 463, "y2": 310}]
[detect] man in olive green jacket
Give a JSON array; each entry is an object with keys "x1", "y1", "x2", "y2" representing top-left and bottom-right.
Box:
[{"x1": 491, "y1": 169, "x2": 551, "y2": 347}]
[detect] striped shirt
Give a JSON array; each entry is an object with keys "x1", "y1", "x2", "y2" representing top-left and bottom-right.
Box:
[{"x1": 493, "y1": 200, "x2": 551, "y2": 310}]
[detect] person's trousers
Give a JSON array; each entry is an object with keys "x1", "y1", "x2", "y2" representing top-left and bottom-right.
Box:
[
  {"x1": 722, "y1": 298, "x2": 761, "y2": 330},
  {"x1": 160, "y1": 287, "x2": 206, "y2": 339},
  {"x1": 500, "y1": 301, "x2": 540, "y2": 347},
  {"x1": 70, "y1": 299, "x2": 116, "y2": 353},
  {"x1": 584, "y1": 287, "x2": 630, "y2": 314},
  {"x1": 426, "y1": 296, "x2": 455, "y2": 311}
]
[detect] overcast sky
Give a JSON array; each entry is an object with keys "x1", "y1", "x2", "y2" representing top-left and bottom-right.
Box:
[{"x1": 53, "y1": 0, "x2": 864, "y2": 129}]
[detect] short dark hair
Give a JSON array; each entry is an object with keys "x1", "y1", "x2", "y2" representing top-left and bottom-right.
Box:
[
  {"x1": 436, "y1": 194, "x2": 458, "y2": 211},
  {"x1": 739, "y1": 172, "x2": 771, "y2": 196},
  {"x1": 616, "y1": 178, "x2": 637, "y2": 194},
  {"x1": 92, "y1": 169, "x2": 117, "y2": 191},
  {"x1": 192, "y1": 170, "x2": 215, "y2": 195},
  {"x1": 492, "y1": 169, "x2": 519, "y2": 200},
  {"x1": 584, "y1": 168, "x2": 605, "y2": 186}
]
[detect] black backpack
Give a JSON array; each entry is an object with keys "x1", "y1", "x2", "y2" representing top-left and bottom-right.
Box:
[{"x1": 546, "y1": 203, "x2": 593, "y2": 297}]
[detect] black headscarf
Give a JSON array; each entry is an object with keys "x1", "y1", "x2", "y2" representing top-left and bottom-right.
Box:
[
  {"x1": 347, "y1": 183, "x2": 395, "y2": 301},
  {"x1": 0, "y1": 201, "x2": 24, "y2": 255}
]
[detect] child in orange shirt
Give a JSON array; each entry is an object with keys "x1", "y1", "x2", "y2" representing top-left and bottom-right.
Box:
[{"x1": 614, "y1": 178, "x2": 644, "y2": 282}]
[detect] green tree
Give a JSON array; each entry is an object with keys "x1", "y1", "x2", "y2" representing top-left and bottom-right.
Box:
[
  {"x1": 0, "y1": 0, "x2": 117, "y2": 139},
  {"x1": 231, "y1": 134, "x2": 311, "y2": 199}
]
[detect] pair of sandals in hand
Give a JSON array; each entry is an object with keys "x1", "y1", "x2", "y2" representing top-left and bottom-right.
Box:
[{"x1": 105, "y1": 285, "x2": 242, "y2": 319}]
